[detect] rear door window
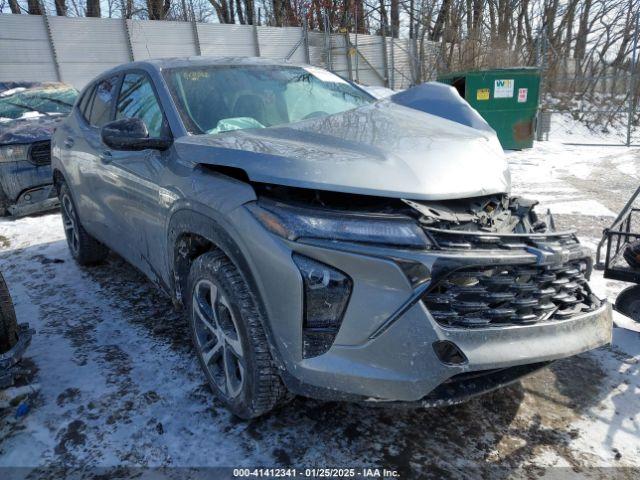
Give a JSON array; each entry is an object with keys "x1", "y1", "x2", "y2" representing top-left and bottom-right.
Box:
[{"x1": 88, "y1": 75, "x2": 119, "y2": 127}]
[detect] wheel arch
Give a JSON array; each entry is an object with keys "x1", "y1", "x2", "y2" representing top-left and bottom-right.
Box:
[
  {"x1": 52, "y1": 168, "x2": 66, "y2": 194},
  {"x1": 167, "y1": 208, "x2": 286, "y2": 369}
]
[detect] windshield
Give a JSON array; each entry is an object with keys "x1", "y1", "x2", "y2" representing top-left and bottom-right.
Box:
[
  {"x1": 0, "y1": 84, "x2": 78, "y2": 121},
  {"x1": 163, "y1": 65, "x2": 374, "y2": 135}
]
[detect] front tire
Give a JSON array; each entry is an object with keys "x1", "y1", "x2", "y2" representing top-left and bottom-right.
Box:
[
  {"x1": 59, "y1": 182, "x2": 109, "y2": 265},
  {"x1": 187, "y1": 251, "x2": 286, "y2": 418}
]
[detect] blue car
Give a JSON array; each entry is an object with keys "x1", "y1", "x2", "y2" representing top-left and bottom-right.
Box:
[{"x1": 0, "y1": 82, "x2": 78, "y2": 217}]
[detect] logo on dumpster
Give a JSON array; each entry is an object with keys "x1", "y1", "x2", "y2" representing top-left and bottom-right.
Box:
[{"x1": 494, "y1": 79, "x2": 514, "y2": 98}]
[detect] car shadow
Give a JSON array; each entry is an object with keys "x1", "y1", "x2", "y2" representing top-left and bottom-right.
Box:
[
  {"x1": 2, "y1": 206, "x2": 60, "y2": 221},
  {"x1": 0, "y1": 240, "x2": 627, "y2": 477}
]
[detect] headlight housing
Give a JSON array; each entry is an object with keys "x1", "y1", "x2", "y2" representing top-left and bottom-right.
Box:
[
  {"x1": 0, "y1": 144, "x2": 29, "y2": 163},
  {"x1": 247, "y1": 201, "x2": 430, "y2": 248}
]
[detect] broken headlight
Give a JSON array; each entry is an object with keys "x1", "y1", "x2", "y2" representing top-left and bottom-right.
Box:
[
  {"x1": 248, "y1": 201, "x2": 430, "y2": 248},
  {"x1": 0, "y1": 144, "x2": 29, "y2": 163},
  {"x1": 293, "y1": 253, "x2": 352, "y2": 358}
]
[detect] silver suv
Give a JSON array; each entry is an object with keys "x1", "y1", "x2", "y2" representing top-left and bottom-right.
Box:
[{"x1": 52, "y1": 57, "x2": 612, "y2": 418}]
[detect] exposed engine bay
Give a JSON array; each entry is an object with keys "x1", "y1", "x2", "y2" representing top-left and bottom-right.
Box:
[
  {"x1": 255, "y1": 183, "x2": 552, "y2": 237},
  {"x1": 403, "y1": 195, "x2": 552, "y2": 234}
]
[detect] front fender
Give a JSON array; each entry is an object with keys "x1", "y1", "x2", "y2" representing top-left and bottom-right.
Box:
[{"x1": 166, "y1": 206, "x2": 287, "y2": 370}]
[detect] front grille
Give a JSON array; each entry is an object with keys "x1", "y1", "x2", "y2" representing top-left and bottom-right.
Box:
[
  {"x1": 29, "y1": 141, "x2": 51, "y2": 165},
  {"x1": 426, "y1": 227, "x2": 580, "y2": 251},
  {"x1": 423, "y1": 260, "x2": 600, "y2": 328}
]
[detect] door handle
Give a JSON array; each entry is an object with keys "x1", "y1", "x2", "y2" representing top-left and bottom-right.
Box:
[
  {"x1": 63, "y1": 137, "x2": 74, "y2": 148},
  {"x1": 99, "y1": 150, "x2": 113, "y2": 164}
]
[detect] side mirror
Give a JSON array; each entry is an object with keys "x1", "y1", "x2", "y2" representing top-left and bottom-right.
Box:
[{"x1": 101, "y1": 118, "x2": 172, "y2": 151}]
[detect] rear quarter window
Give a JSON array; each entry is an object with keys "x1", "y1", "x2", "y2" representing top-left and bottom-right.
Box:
[{"x1": 78, "y1": 85, "x2": 95, "y2": 122}]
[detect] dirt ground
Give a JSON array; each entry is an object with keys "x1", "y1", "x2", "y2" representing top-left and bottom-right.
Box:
[{"x1": 0, "y1": 140, "x2": 639, "y2": 479}]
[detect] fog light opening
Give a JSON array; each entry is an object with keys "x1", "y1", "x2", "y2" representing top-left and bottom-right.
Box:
[
  {"x1": 433, "y1": 340, "x2": 468, "y2": 365},
  {"x1": 292, "y1": 253, "x2": 353, "y2": 358}
]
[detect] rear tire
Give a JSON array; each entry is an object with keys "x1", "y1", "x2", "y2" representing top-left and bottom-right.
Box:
[
  {"x1": 0, "y1": 272, "x2": 19, "y2": 354},
  {"x1": 623, "y1": 240, "x2": 640, "y2": 269},
  {"x1": 59, "y1": 182, "x2": 109, "y2": 265},
  {"x1": 187, "y1": 251, "x2": 287, "y2": 419}
]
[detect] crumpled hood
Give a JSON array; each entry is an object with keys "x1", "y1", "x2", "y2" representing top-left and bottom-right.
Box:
[
  {"x1": 0, "y1": 114, "x2": 63, "y2": 145},
  {"x1": 175, "y1": 98, "x2": 510, "y2": 200}
]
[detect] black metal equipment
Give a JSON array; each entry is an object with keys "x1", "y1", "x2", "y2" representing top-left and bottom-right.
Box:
[
  {"x1": 596, "y1": 185, "x2": 640, "y2": 321},
  {"x1": 0, "y1": 272, "x2": 33, "y2": 389}
]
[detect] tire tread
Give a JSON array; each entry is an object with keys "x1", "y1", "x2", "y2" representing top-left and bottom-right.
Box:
[
  {"x1": 189, "y1": 251, "x2": 287, "y2": 418},
  {"x1": 59, "y1": 182, "x2": 109, "y2": 266}
]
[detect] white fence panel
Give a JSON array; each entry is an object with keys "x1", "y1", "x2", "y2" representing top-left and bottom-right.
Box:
[
  {"x1": 349, "y1": 33, "x2": 386, "y2": 87},
  {"x1": 128, "y1": 20, "x2": 197, "y2": 60},
  {"x1": 328, "y1": 34, "x2": 350, "y2": 80},
  {"x1": 257, "y1": 27, "x2": 305, "y2": 61},
  {"x1": 197, "y1": 23, "x2": 257, "y2": 57},
  {"x1": 49, "y1": 17, "x2": 130, "y2": 88},
  {"x1": 306, "y1": 31, "x2": 326, "y2": 68},
  {"x1": 0, "y1": 15, "x2": 58, "y2": 83},
  {"x1": 388, "y1": 38, "x2": 415, "y2": 89},
  {"x1": 0, "y1": 14, "x2": 417, "y2": 89}
]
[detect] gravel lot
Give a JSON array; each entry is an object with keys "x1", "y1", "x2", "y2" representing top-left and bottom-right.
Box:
[{"x1": 0, "y1": 137, "x2": 639, "y2": 479}]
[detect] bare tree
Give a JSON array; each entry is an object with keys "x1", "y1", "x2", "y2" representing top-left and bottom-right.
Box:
[
  {"x1": 86, "y1": 0, "x2": 101, "y2": 16},
  {"x1": 431, "y1": 0, "x2": 451, "y2": 41},
  {"x1": 244, "y1": 0, "x2": 255, "y2": 24},
  {"x1": 54, "y1": 0, "x2": 67, "y2": 15},
  {"x1": 147, "y1": 0, "x2": 171, "y2": 18},
  {"x1": 27, "y1": 0, "x2": 43, "y2": 14},
  {"x1": 389, "y1": 0, "x2": 399, "y2": 36},
  {"x1": 8, "y1": 0, "x2": 21, "y2": 13},
  {"x1": 208, "y1": 0, "x2": 233, "y2": 22}
]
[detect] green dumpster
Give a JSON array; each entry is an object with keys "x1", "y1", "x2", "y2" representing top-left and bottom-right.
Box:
[{"x1": 437, "y1": 67, "x2": 540, "y2": 150}]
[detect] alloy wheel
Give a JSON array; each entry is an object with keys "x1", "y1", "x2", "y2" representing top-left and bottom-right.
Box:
[
  {"x1": 61, "y1": 193, "x2": 80, "y2": 255},
  {"x1": 192, "y1": 279, "x2": 245, "y2": 399}
]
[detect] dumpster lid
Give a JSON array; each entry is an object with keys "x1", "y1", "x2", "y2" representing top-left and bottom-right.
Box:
[{"x1": 438, "y1": 66, "x2": 540, "y2": 80}]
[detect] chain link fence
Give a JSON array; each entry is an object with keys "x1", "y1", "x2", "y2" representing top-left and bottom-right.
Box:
[{"x1": 535, "y1": 19, "x2": 640, "y2": 147}]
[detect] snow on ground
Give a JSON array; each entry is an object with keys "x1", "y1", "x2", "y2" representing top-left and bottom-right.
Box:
[
  {"x1": 509, "y1": 141, "x2": 622, "y2": 218},
  {"x1": 0, "y1": 135, "x2": 639, "y2": 478},
  {"x1": 544, "y1": 107, "x2": 640, "y2": 146}
]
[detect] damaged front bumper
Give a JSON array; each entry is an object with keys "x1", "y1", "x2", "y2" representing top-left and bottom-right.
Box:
[
  {"x1": 234, "y1": 206, "x2": 613, "y2": 404},
  {"x1": 285, "y1": 273, "x2": 611, "y2": 404},
  {"x1": 7, "y1": 184, "x2": 59, "y2": 217},
  {"x1": 0, "y1": 157, "x2": 58, "y2": 217},
  {"x1": 0, "y1": 323, "x2": 34, "y2": 389}
]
